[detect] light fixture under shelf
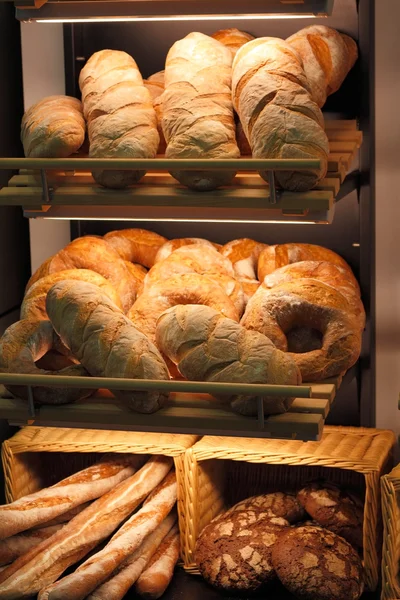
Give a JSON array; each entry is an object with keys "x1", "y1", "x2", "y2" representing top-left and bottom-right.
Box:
[{"x1": 15, "y1": 0, "x2": 334, "y2": 23}]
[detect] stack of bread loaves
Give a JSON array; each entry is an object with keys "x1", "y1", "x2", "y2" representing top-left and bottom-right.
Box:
[
  {"x1": 195, "y1": 482, "x2": 364, "y2": 600},
  {"x1": 0, "y1": 455, "x2": 179, "y2": 599}
]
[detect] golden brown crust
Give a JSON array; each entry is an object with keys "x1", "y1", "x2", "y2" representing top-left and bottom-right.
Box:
[
  {"x1": 211, "y1": 28, "x2": 255, "y2": 57},
  {"x1": 219, "y1": 238, "x2": 267, "y2": 279},
  {"x1": 155, "y1": 238, "x2": 220, "y2": 263},
  {"x1": 241, "y1": 279, "x2": 362, "y2": 381},
  {"x1": 26, "y1": 236, "x2": 138, "y2": 313},
  {"x1": 143, "y1": 71, "x2": 166, "y2": 154},
  {"x1": 271, "y1": 526, "x2": 364, "y2": 600},
  {"x1": 104, "y1": 228, "x2": 167, "y2": 268}
]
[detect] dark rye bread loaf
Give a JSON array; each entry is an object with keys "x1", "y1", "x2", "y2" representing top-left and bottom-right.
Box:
[
  {"x1": 297, "y1": 482, "x2": 364, "y2": 549},
  {"x1": 271, "y1": 525, "x2": 364, "y2": 600},
  {"x1": 224, "y1": 492, "x2": 305, "y2": 524},
  {"x1": 195, "y1": 510, "x2": 289, "y2": 592}
]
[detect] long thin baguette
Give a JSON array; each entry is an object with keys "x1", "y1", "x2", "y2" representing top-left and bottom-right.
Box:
[
  {"x1": 0, "y1": 455, "x2": 172, "y2": 599},
  {"x1": 0, "y1": 525, "x2": 63, "y2": 567},
  {"x1": 87, "y1": 511, "x2": 177, "y2": 600},
  {"x1": 0, "y1": 454, "x2": 139, "y2": 539},
  {"x1": 39, "y1": 471, "x2": 177, "y2": 600},
  {"x1": 135, "y1": 525, "x2": 180, "y2": 599},
  {"x1": 31, "y1": 502, "x2": 91, "y2": 529}
]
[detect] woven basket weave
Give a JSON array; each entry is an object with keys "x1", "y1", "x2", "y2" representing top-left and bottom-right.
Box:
[
  {"x1": 1, "y1": 426, "x2": 199, "y2": 551},
  {"x1": 381, "y1": 463, "x2": 400, "y2": 599},
  {"x1": 182, "y1": 425, "x2": 395, "y2": 592}
]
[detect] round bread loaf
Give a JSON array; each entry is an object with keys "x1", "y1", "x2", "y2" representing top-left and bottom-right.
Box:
[
  {"x1": 225, "y1": 492, "x2": 305, "y2": 524},
  {"x1": 297, "y1": 482, "x2": 364, "y2": 549},
  {"x1": 195, "y1": 511, "x2": 289, "y2": 592},
  {"x1": 271, "y1": 525, "x2": 364, "y2": 600},
  {"x1": 155, "y1": 238, "x2": 221, "y2": 263}
]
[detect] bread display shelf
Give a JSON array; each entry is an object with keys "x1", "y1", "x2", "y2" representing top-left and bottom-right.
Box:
[
  {"x1": 181, "y1": 427, "x2": 395, "y2": 592},
  {"x1": 0, "y1": 372, "x2": 344, "y2": 441},
  {"x1": 0, "y1": 120, "x2": 362, "y2": 222}
]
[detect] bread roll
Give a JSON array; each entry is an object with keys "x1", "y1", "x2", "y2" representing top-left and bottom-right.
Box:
[
  {"x1": 211, "y1": 28, "x2": 255, "y2": 57},
  {"x1": 232, "y1": 37, "x2": 329, "y2": 191},
  {"x1": 287, "y1": 26, "x2": 358, "y2": 107},
  {"x1": 46, "y1": 280, "x2": 170, "y2": 413},
  {"x1": 79, "y1": 50, "x2": 159, "y2": 189},
  {"x1": 156, "y1": 304, "x2": 301, "y2": 416},
  {"x1": 21, "y1": 95, "x2": 85, "y2": 158},
  {"x1": 162, "y1": 32, "x2": 240, "y2": 191}
]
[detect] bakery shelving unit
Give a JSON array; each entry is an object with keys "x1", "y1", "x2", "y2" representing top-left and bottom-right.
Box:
[
  {"x1": 0, "y1": 371, "x2": 346, "y2": 441},
  {"x1": 0, "y1": 119, "x2": 362, "y2": 223}
]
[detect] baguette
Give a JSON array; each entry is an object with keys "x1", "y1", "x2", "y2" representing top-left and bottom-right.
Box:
[
  {"x1": 162, "y1": 32, "x2": 240, "y2": 191},
  {"x1": 46, "y1": 280, "x2": 170, "y2": 413},
  {"x1": 81, "y1": 512, "x2": 176, "y2": 600},
  {"x1": 135, "y1": 525, "x2": 180, "y2": 599},
  {"x1": 0, "y1": 454, "x2": 139, "y2": 539},
  {"x1": 0, "y1": 456, "x2": 172, "y2": 599},
  {"x1": 79, "y1": 50, "x2": 159, "y2": 189},
  {"x1": 232, "y1": 37, "x2": 329, "y2": 191},
  {"x1": 0, "y1": 525, "x2": 63, "y2": 567},
  {"x1": 39, "y1": 471, "x2": 177, "y2": 600},
  {"x1": 21, "y1": 95, "x2": 85, "y2": 158},
  {"x1": 31, "y1": 502, "x2": 91, "y2": 528}
]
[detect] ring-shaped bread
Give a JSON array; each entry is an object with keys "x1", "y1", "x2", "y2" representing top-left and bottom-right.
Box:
[
  {"x1": 258, "y1": 243, "x2": 355, "y2": 282},
  {"x1": 25, "y1": 236, "x2": 138, "y2": 312},
  {"x1": 241, "y1": 278, "x2": 362, "y2": 381},
  {"x1": 20, "y1": 269, "x2": 123, "y2": 321},
  {"x1": 0, "y1": 319, "x2": 91, "y2": 404},
  {"x1": 220, "y1": 238, "x2": 268, "y2": 279},
  {"x1": 154, "y1": 238, "x2": 221, "y2": 263},
  {"x1": 103, "y1": 228, "x2": 167, "y2": 268}
]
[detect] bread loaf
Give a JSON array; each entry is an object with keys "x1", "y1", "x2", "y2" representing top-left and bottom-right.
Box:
[
  {"x1": 87, "y1": 512, "x2": 177, "y2": 600},
  {"x1": 0, "y1": 525, "x2": 63, "y2": 567},
  {"x1": 154, "y1": 238, "x2": 220, "y2": 263},
  {"x1": 39, "y1": 471, "x2": 177, "y2": 600},
  {"x1": 162, "y1": 32, "x2": 240, "y2": 190},
  {"x1": 79, "y1": 50, "x2": 159, "y2": 189},
  {"x1": 46, "y1": 280, "x2": 170, "y2": 413},
  {"x1": 224, "y1": 492, "x2": 305, "y2": 524},
  {"x1": 103, "y1": 228, "x2": 167, "y2": 268},
  {"x1": 211, "y1": 28, "x2": 255, "y2": 57},
  {"x1": 135, "y1": 524, "x2": 180, "y2": 599},
  {"x1": 21, "y1": 96, "x2": 85, "y2": 158},
  {"x1": 232, "y1": 37, "x2": 329, "y2": 191},
  {"x1": 156, "y1": 304, "x2": 301, "y2": 416},
  {"x1": 143, "y1": 71, "x2": 166, "y2": 154},
  {"x1": 26, "y1": 236, "x2": 139, "y2": 313},
  {"x1": 20, "y1": 269, "x2": 123, "y2": 321},
  {"x1": 287, "y1": 26, "x2": 358, "y2": 107},
  {"x1": 0, "y1": 455, "x2": 140, "y2": 539},
  {"x1": 0, "y1": 456, "x2": 171, "y2": 598}
]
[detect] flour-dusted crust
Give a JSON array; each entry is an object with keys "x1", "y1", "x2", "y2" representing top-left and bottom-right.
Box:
[
  {"x1": 225, "y1": 492, "x2": 305, "y2": 524},
  {"x1": 195, "y1": 511, "x2": 289, "y2": 592},
  {"x1": 297, "y1": 483, "x2": 364, "y2": 549},
  {"x1": 211, "y1": 28, "x2": 255, "y2": 57},
  {"x1": 271, "y1": 525, "x2": 364, "y2": 600}
]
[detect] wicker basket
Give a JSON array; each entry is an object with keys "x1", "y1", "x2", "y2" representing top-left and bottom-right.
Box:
[
  {"x1": 381, "y1": 463, "x2": 400, "y2": 599},
  {"x1": 1, "y1": 425, "x2": 199, "y2": 549},
  {"x1": 182, "y1": 425, "x2": 395, "y2": 592}
]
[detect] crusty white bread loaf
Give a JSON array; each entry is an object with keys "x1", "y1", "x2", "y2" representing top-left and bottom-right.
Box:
[
  {"x1": 154, "y1": 238, "x2": 220, "y2": 263},
  {"x1": 79, "y1": 50, "x2": 159, "y2": 189},
  {"x1": 0, "y1": 456, "x2": 172, "y2": 599},
  {"x1": 0, "y1": 525, "x2": 63, "y2": 567},
  {"x1": 39, "y1": 471, "x2": 177, "y2": 600},
  {"x1": 287, "y1": 26, "x2": 358, "y2": 107},
  {"x1": 45, "y1": 280, "x2": 170, "y2": 413},
  {"x1": 20, "y1": 269, "x2": 123, "y2": 321},
  {"x1": 0, "y1": 455, "x2": 140, "y2": 540},
  {"x1": 156, "y1": 304, "x2": 301, "y2": 416},
  {"x1": 135, "y1": 524, "x2": 180, "y2": 599},
  {"x1": 143, "y1": 71, "x2": 166, "y2": 154},
  {"x1": 162, "y1": 32, "x2": 240, "y2": 191},
  {"x1": 21, "y1": 96, "x2": 85, "y2": 158},
  {"x1": 26, "y1": 236, "x2": 139, "y2": 313},
  {"x1": 232, "y1": 37, "x2": 329, "y2": 191},
  {"x1": 211, "y1": 28, "x2": 255, "y2": 57},
  {"x1": 87, "y1": 512, "x2": 177, "y2": 600}
]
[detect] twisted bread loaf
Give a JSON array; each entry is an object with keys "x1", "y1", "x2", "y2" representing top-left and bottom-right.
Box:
[
  {"x1": 26, "y1": 236, "x2": 138, "y2": 312},
  {"x1": 79, "y1": 50, "x2": 159, "y2": 189},
  {"x1": 21, "y1": 96, "x2": 85, "y2": 158},
  {"x1": 232, "y1": 37, "x2": 329, "y2": 191},
  {"x1": 162, "y1": 32, "x2": 240, "y2": 190},
  {"x1": 156, "y1": 304, "x2": 301, "y2": 416},
  {"x1": 211, "y1": 28, "x2": 255, "y2": 57},
  {"x1": 241, "y1": 279, "x2": 362, "y2": 381},
  {"x1": 287, "y1": 26, "x2": 358, "y2": 107},
  {"x1": 46, "y1": 280, "x2": 169, "y2": 413},
  {"x1": 103, "y1": 228, "x2": 167, "y2": 268}
]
